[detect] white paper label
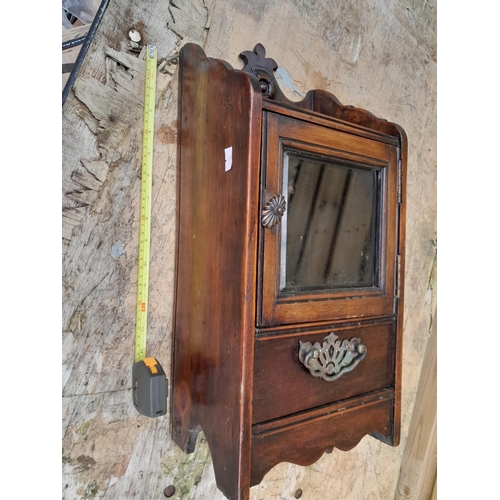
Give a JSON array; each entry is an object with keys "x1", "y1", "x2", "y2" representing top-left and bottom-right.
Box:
[{"x1": 224, "y1": 146, "x2": 232, "y2": 171}]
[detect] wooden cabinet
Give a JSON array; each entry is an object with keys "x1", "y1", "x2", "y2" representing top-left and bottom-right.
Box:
[{"x1": 171, "y1": 43, "x2": 407, "y2": 500}]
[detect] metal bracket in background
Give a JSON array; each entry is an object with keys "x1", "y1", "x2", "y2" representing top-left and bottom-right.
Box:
[{"x1": 62, "y1": 0, "x2": 110, "y2": 106}]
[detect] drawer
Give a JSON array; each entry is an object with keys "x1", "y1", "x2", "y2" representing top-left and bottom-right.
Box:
[
  {"x1": 252, "y1": 321, "x2": 395, "y2": 424},
  {"x1": 251, "y1": 391, "x2": 394, "y2": 486}
]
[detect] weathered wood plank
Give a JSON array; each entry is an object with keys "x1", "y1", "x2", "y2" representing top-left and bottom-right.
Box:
[
  {"x1": 62, "y1": 0, "x2": 436, "y2": 498},
  {"x1": 62, "y1": 1, "x2": 211, "y2": 498},
  {"x1": 395, "y1": 308, "x2": 437, "y2": 500}
]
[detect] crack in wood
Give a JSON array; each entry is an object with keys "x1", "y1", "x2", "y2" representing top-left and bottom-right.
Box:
[
  {"x1": 166, "y1": 22, "x2": 184, "y2": 39},
  {"x1": 168, "y1": 1, "x2": 179, "y2": 24},
  {"x1": 63, "y1": 387, "x2": 131, "y2": 399}
]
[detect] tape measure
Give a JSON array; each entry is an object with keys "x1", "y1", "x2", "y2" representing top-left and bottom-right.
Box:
[
  {"x1": 132, "y1": 44, "x2": 167, "y2": 418},
  {"x1": 135, "y1": 44, "x2": 157, "y2": 363}
]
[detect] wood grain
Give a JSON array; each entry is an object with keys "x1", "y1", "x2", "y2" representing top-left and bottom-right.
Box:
[{"x1": 171, "y1": 43, "x2": 262, "y2": 500}]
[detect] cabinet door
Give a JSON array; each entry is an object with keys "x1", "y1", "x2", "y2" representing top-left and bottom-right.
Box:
[{"x1": 258, "y1": 112, "x2": 399, "y2": 327}]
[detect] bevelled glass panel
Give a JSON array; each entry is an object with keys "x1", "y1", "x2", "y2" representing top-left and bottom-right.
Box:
[{"x1": 280, "y1": 151, "x2": 379, "y2": 292}]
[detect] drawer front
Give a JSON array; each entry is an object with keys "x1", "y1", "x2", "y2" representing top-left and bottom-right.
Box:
[
  {"x1": 252, "y1": 321, "x2": 395, "y2": 424},
  {"x1": 251, "y1": 393, "x2": 394, "y2": 486}
]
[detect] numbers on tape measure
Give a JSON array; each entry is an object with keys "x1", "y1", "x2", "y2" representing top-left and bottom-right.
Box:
[{"x1": 135, "y1": 44, "x2": 157, "y2": 364}]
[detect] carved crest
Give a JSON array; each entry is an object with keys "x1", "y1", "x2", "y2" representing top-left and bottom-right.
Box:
[
  {"x1": 299, "y1": 332, "x2": 367, "y2": 382},
  {"x1": 238, "y1": 42, "x2": 404, "y2": 141},
  {"x1": 240, "y1": 43, "x2": 279, "y2": 97}
]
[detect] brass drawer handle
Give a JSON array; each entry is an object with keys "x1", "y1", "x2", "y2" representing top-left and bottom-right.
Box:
[
  {"x1": 299, "y1": 332, "x2": 367, "y2": 382},
  {"x1": 261, "y1": 193, "x2": 286, "y2": 228}
]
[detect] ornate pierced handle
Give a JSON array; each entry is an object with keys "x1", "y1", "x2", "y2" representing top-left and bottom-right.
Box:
[
  {"x1": 261, "y1": 194, "x2": 286, "y2": 228},
  {"x1": 298, "y1": 332, "x2": 367, "y2": 382}
]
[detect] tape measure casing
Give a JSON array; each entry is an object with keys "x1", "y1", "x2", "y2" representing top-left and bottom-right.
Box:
[{"x1": 132, "y1": 357, "x2": 167, "y2": 417}]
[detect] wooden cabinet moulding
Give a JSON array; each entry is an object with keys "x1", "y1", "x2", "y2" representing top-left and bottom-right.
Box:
[{"x1": 171, "y1": 42, "x2": 407, "y2": 500}]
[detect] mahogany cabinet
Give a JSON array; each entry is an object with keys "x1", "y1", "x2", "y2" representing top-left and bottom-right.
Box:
[{"x1": 171, "y1": 43, "x2": 407, "y2": 500}]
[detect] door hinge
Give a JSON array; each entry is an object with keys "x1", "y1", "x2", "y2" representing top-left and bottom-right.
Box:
[
  {"x1": 397, "y1": 159, "x2": 403, "y2": 204},
  {"x1": 395, "y1": 254, "x2": 401, "y2": 298}
]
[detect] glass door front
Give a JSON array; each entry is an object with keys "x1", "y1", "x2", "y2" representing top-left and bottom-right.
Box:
[{"x1": 258, "y1": 111, "x2": 399, "y2": 327}]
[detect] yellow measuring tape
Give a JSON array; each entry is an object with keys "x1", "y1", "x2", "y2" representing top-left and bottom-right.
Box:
[{"x1": 135, "y1": 44, "x2": 157, "y2": 363}]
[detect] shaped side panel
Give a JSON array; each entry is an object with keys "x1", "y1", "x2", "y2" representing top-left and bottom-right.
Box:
[{"x1": 171, "y1": 43, "x2": 262, "y2": 500}]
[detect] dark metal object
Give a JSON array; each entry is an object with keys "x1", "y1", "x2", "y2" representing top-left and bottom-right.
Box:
[
  {"x1": 164, "y1": 485, "x2": 176, "y2": 497},
  {"x1": 62, "y1": 63, "x2": 76, "y2": 75},
  {"x1": 62, "y1": 35, "x2": 87, "y2": 50},
  {"x1": 261, "y1": 194, "x2": 286, "y2": 228},
  {"x1": 62, "y1": 0, "x2": 110, "y2": 106},
  {"x1": 299, "y1": 332, "x2": 367, "y2": 381}
]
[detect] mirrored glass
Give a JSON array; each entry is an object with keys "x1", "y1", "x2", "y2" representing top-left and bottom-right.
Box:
[{"x1": 281, "y1": 151, "x2": 379, "y2": 292}]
